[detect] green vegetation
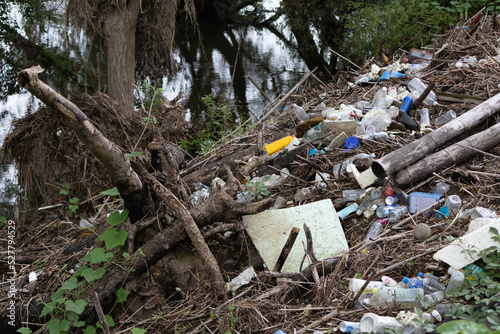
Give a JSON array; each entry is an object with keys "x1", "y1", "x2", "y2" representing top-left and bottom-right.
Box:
[{"x1": 179, "y1": 93, "x2": 249, "y2": 155}]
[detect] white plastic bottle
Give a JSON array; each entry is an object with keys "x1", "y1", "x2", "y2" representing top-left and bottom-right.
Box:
[
  {"x1": 339, "y1": 321, "x2": 361, "y2": 333},
  {"x1": 348, "y1": 278, "x2": 385, "y2": 294},
  {"x1": 364, "y1": 286, "x2": 424, "y2": 309},
  {"x1": 292, "y1": 103, "x2": 309, "y2": 122},
  {"x1": 371, "y1": 87, "x2": 388, "y2": 110}
]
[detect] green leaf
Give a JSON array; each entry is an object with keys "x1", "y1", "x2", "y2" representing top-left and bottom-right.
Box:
[
  {"x1": 83, "y1": 326, "x2": 96, "y2": 334},
  {"x1": 96, "y1": 315, "x2": 115, "y2": 329},
  {"x1": 131, "y1": 329, "x2": 146, "y2": 334},
  {"x1": 46, "y1": 318, "x2": 70, "y2": 334},
  {"x1": 101, "y1": 187, "x2": 121, "y2": 196},
  {"x1": 67, "y1": 313, "x2": 79, "y2": 322},
  {"x1": 68, "y1": 204, "x2": 79, "y2": 212},
  {"x1": 437, "y1": 320, "x2": 494, "y2": 334},
  {"x1": 17, "y1": 328, "x2": 33, "y2": 334},
  {"x1": 40, "y1": 301, "x2": 56, "y2": 318},
  {"x1": 60, "y1": 189, "x2": 69, "y2": 195},
  {"x1": 50, "y1": 289, "x2": 64, "y2": 302},
  {"x1": 106, "y1": 210, "x2": 129, "y2": 226},
  {"x1": 61, "y1": 276, "x2": 80, "y2": 290},
  {"x1": 74, "y1": 264, "x2": 89, "y2": 277},
  {"x1": 116, "y1": 288, "x2": 130, "y2": 303},
  {"x1": 73, "y1": 320, "x2": 86, "y2": 328},
  {"x1": 122, "y1": 252, "x2": 130, "y2": 259},
  {"x1": 81, "y1": 267, "x2": 106, "y2": 283},
  {"x1": 98, "y1": 228, "x2": 128, "y2": 250},
  {"x1": 142, "y1": 117, "x2": 152, "y2": 122},
  {"x1": 65, "y1": 299, "x2": 88, "y2": 314},
  {"x1": 69, "y1": 197, "x2": 79, "y2": 204},
  {"x1": 82, "y1": 248, "x2": 114, "y2": 264}
]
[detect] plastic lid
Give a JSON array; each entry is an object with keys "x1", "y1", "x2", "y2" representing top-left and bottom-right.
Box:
[
  {"x1": 372, "y1": 288, "x2": 378, "y2": 294},
  {"x1": 418, "y1": 272, "x2": 423, "y2": 277},
  {"x1": 344, "y1": 136, "x2": 360, "y2": 149},
  {"x1": 403, "y1": 277, "x2": 409, "y2": 284}
]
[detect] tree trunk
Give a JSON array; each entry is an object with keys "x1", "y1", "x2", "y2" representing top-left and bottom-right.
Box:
[{"x1": 104, "y1": 0, "x2": 141, "y2": 113}]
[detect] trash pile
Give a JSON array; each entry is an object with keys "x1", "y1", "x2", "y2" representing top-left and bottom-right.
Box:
[{"x1": 3, "y1": 11, "x2": 500, "y2": 334}]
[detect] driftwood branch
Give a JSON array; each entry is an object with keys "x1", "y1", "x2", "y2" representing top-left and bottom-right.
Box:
[
  {"x1": 372, "y1": 92, "x2": 500, "y2": 178},
  {"x1": 16, "y1": 66, "x2": 148, "y2": 221}
]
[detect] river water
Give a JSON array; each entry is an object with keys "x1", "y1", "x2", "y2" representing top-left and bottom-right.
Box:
[{"x1": 0, "y1": 3, "x2": 308, "y2": 216}]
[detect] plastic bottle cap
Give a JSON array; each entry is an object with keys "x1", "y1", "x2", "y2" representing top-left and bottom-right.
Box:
[
  {"x1": 372, "y1": 288, "x2": 378, "y2": 293},
  {"x1": 403, "y1": 277, "x2": 409, "y2": 284},
  {"x1": 344, "y1": 136, "x2": 360, "y2": 149},
  {"x1": 418, "y1": 272, "x2": 423, "y2": 277}
]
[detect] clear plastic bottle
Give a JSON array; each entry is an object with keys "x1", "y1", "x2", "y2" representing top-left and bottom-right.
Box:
[
  {"x1": 292, "y1": 103, "x2": 309, "y2": 122},
  {"x1": 443, "y1": 195, "x2": 462, "y2": 215},
  {"x1": 362, "y1": 219, "x2": 387, "y2": 249},
  {"x1": 405, "y1": 273, "x2": 423, "y2": 289},
  {"x1": 371, "y1": 87, "x2": 388, "y2": 110},
  {"x1": 434, "y1": 110, "x2": 457, "y2": 125},
  {"x1": 359, "y1": 313, "x2": 403, "y2": 333},
  {"x1": 388, "y1": 206, "x2": 408, "y2": 222},
  {"x1": 356, "y1": 194, "x2": 373, "y2": 215},
  {"x1": 420, "y1": 108, "x2": 431, "y2": 129},
  {"x1": 348, "y1": 278, "x2": 385, "y2": 293},
  {"x1": 422, "y1": 291, "x2": 445, "y2": 305},
  {"x1": 364, "y1": 286, "x2": 424, "y2": 309},
  {"x1": 446, "y1": 270, "x2": 465, "y2": 293},
  {"x1": 422, "y1": 273, "x2": 446, "y2": 294},
  {"x1": 434, "y1": 303, "x2": 462, "y2": 317},
  {"x1": 343, "y1": 189, "x2": 367, "y2": 202},
  {"x1": 430, "y1": 182, "x2": 450, "y2": 196},
  {"x1": 407, "y1": 78, "x2": 438, "y2": 106}
]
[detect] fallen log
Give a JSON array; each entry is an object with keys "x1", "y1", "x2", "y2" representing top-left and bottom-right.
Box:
[
  {"x1": 394, "y1": 121, "x2": 500, "y2": 186},
  {"x1": 372, "y1": 92, "x2": 500, "y2": 178}
]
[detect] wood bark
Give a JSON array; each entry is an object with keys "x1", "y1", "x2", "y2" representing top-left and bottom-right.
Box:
[
  {"x1": 104, "y1": 0, "x2": 141, "y2": 113},
  {"x1": 16, "y1": 66, "x2": 149, "y2": 221},
  {"x1": 372, "y1": 92, "x2": 500, "y2": 178},
  {"x1": 394, "y1": 121, "x2": 500, "y2": 186}
]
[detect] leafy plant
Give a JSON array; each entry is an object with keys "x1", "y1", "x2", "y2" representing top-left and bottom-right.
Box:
[
  {"x1": 245, "y1": 176, "x2": 272, "y2": 201},
  {"x1": 60, "y1": 184, "x2": 80, "y2": 218}
]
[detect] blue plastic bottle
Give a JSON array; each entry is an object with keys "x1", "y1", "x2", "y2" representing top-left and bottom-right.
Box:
[{"x1": 404, "y1": 272, "x2": 423, "y2": 289}]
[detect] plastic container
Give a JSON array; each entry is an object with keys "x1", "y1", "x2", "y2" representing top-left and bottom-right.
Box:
[
  {"x1": 294, "y1": 187, "x2": 311, "y2": 201},
  {"x1": 360, "y1": 313, "x2": 403, "y2": 333},
  {"x1": 338, "y1": 203, "x2": 358, "y2": 220},
  {"x1": 348, "y1": 278, "x2": 385, "y2": 293},
  {"x1": 422, "y1": 273, "x2": 446, "y2": 294},
  {"x1": 470, "y1": 206, "x2": 498, "y2": 219},
  {"x1": 370, "y1": 188, "x2": 382, "y2": 200},
  {"x1": 384, "y1": 187, "x2": 394, "y2": 197},
  {"x1": 443, "y1": 195, "x2": 462, "y2": 215},
  {"x1": 264, "y1": 135, "x2": 296, "y2": 155},
  {"x1": 376, "y1": 205, "x2": 398, "y2": 218},
  {"x1": 292, "y1": 103, "x2": 309, "y2": 122},
  {"x1": 404, "y1": 273, "x2": 423, "y2": 289},
  {"x1": 420, "y1": 108, "x2": 431, "y2": 128},
  {"x1": 400, "y1": 96, "x2": 413, "y2": 113},
  {"x1": 371, "y1": 87, "x2": 388, "y2": 110},
  {"x1": 446, "y1": 270, "x2": 465, "y2": 293},
  {"x1": 422, "y1": 291, "x2": 445, "y2": 305},
  {"x1": 381, "y1": 276, "x2": 398, "y2": 287},
  {"x1": 362, "y1": 219, "x2": 387, "y2": 248},
  {"x1": 430, "y1": 182, "x2": 450, "y2": 196},
  {"x1": 434, "y1": 303, "x2": 462, "y2": 317},
  {"x1": 388, "y1": 206, "x2": 408, "y2": 222},
  {"x1": 435, "y1": 110, "x2": 457, "y2": 125},
  {"x1": 339, "y1": 321, "x2": 361, "y2": 333},
  {"x1": 343, "y1": 189, "x2": 367, "y2": 202},
  {"x1": 398, "y1": 112, "x2": 419, "y2": 131},
  {"x1": 407, "y1": 78, "x2": 438, "y2": 106},
  {"x1": 385, "y1": 195, "x2": 399, "y2": 205},
  {"x1": 356, "y1": 194, "x2": 373, "y2": 215},
  {"x1": 364, "y1": 286, "x2": 424, "y2": 309}
]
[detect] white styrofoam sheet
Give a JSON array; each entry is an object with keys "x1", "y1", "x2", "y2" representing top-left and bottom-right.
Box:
[
  {"x1": 433, "y1": 220, "x2": 500, "y2": 269},
  {"x1": 242, "y1": 199, "x2": 348, "y2": 273}
]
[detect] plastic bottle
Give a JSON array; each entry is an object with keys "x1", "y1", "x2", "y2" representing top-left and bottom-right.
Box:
[
  {"x1": 364, "y1": 286, "x2": 425, "y2": 309},
  {"x1": 422, "y1": 291, "x2": 445, "y2": 305},
  {"x1": 435, "y1": 110, "x2": 457, "y2": 125},
  {"x1": 400, "y1": 96, "x2": 413, "y2": 113},
  {"x1": 339, "y1": 321, "x2": 361, "y2": 333},
  {"x1": 443, "y1": 195, "x2": 462, "y2": 215},
  {"x1": 370, "y1": 188, "x2": 382, "y2": 200},
  {"x1": 264, "y1": 135, "x2": 296, "y2": 155},
  {"x1": 388, "y1": 206, "x2": 408, "y2": 222},
  {"x1": 371, "y1": 87, "x2": 388, "y2": 110},
  {"x1": 342, "y1": 189, "x2": 366, "y2": 202},
  {"x1": 434, "y1": 303, "x2": 462, "y2": 317},
  {"x1": 376, "y1": 205, "x2": 398, "y2": 218},
  {"x1": 381, "y1": 276, "x2": 398, "y2": 287},
  {"x1": 420, "y1": 108, "x2": 431, "y2": 129},
  {"x1": 349, "y1": 278, "x2": 385, "y2": 293},
  {"x1": 430, "y1": 182, "x2": 450, "y2": 196},
  {"x1": 292, "y1": 103, "x2": 309, "y2": 122},
  {"x1": 422, "y1": 273, "x2": 446, "y2": 294},
  {"x1": 360, "y1": 313, "x2": 403, "y2": 334},
  {"x1": 338, "y1": 203, "x2": 358, "y2": 220},
  {"x1": 364, "y1": 204, "x2": 378, "y2": 218},
  {"x1": 356, "y1": 194, "x2": 373, "y2": 215},
  {"x1": 362, "y1": 219, "x2": 388, "y2": 249},
  {"x1": 404, "y1": 273, "x2": 423, "y2": 289},
  {"x1": 407, "y1": 78, "x2": 438, "y2": 106},
  {"x1": 446, "y1": 270, "x2": 465, "y2": 293},
  {"x1": 385, "y1": 195, "x2": 399, "y2": 205}
]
